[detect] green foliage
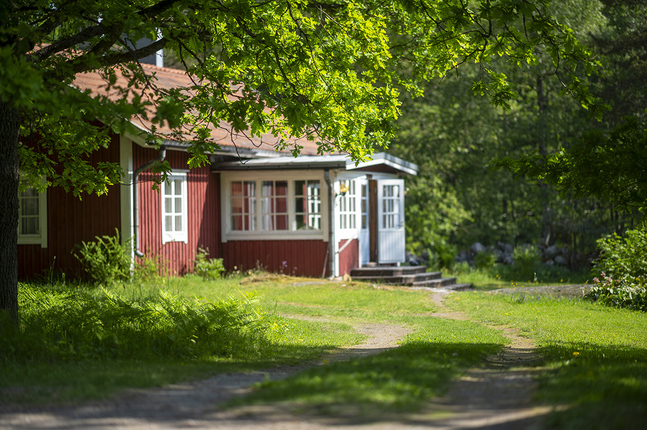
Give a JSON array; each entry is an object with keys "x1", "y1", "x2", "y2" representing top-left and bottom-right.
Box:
[
  {"x1": 74, "y1": 229, "x2": 131, "y2": 285},
  {"x1": 192, "y1": 247, "x2": 225, "y2": 280},
  {"x1": 474, "y1": 251, "x2": 497, "y2": 270},
  {"x1": 587, "y1": 229, "x2": 647, "y2": 311},
  {"x1": 3, "y1": 0, "x2": 603, "y2": 190},
  {"x1": 133, "y1": 253, "x2": 168, "y2": 284},
  {"x1": 511, "y1": 245, "x2": 542, "y2": 281},
  {"x1": 1, "y1": 283, "x2": 271, "y2": 363},
  {"x1": 586, "y1": 273, "x2": 647, "y2": 312},
  {"x1": 595, "y1": 228, "x2": 647, "y2": 280},
  {"x1": 500, "y1": 118, "x2": 647, "y2": 215}
]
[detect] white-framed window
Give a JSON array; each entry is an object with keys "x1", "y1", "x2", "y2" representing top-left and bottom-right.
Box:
[
  {"x1": 231, "y1": 181, "x2": 256, "y2": 231},
  {"x1": 382, "y1": 183, "x2": 400, "y2": 229},
  {"x1": 360, "y1": 182, "x2": 368, "y2": 230},
  {"x1": 261, "y1": 180, "x2": 289, "y2": 231},
  {"x1": 295, "y1": 180, "x2": 321, "y2": 230},
  {"x1": 222, "y1": 172, "x2": 326, "y2": 241},
  {"x1": 338, "y1": 179, "x2": 357, "y2": 230},
  {"x1": 18, "y1": 179, "x2": 48, "y2": 248},
  {"x1": 161, "y1": 172, "x2": 188, "y2": 244}
]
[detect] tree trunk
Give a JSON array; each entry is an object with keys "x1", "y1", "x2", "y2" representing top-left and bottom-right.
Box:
[
  {"x1": 0, "y1": 101, "x2": 20, "y2": 324},
  {"x1": 536, "y1": 75, "x2": 551, "y2": 245}
]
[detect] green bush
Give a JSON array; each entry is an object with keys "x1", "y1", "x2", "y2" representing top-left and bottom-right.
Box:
[
  {"x1": 133, "y1": 252, "x2": 168, "y2": 284},
  {"x1": 586, "y1": 228, "x2": 647, "y2": 311},
  {"x1": 474, "y1": 251, "x2": 497, "y2": 270},
  {"x1": 1, "y1": 284, "x2": 271, "y2": 363},
  {"x1": 586, "y1": 273, "x2": 647, "y2": 312},
  {"x1": 511, "y1": 245, "x2": 541, "y2": 281},
  {"x1": 193, "y1": 247, "x2": 225, "y2": 280},
  {"x1": 595, "y1": 228, "x2": 647, "y2": 280},
  {"x1": 74, "y1": 229, "x2": 130, "y2": 285}
]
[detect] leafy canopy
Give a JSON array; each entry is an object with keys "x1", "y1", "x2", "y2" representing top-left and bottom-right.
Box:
[{"x1": 1, "y1": 0, "x2": 601, "y2": 195}]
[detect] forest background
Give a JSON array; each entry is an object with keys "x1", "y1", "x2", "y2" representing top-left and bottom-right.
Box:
[{"x1": 386, "y1": 0, "x2": 646, "y2": 271}]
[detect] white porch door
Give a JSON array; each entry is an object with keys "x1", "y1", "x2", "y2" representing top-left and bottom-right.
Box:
[
  {"x1": 359, "y1": 181, "x2": 370, "y2": 265},
  {"x1": 377, "y1": 179, "x2": 405, "y2": 264}
]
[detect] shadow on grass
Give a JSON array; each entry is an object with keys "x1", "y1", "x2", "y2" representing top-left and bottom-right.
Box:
[
  {"x1": 226, "y1": 340, "x2": 503, "y2": 423},
  {"x1": 538, "y1": 341, "x2": 647, "y2": 430},
  {"x1": 0, "y1": 342, "x2": 343, "y2": 406}
]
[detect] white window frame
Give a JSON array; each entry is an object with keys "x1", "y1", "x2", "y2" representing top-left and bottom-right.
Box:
[
  {"x1": 17, "y1": 177, "x2": 48, "y2": 248},
  {"x1": 338, "y1": 179, "x2": 357, "y2": 232},
  {"x1": 161, "y1": 171, "x2": 188, "y2": 244},
  {"x1": 221, "y1": 171, "x2": 328, "y2": 242}
]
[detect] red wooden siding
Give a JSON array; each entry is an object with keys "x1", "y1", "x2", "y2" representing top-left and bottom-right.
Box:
[
  {"x1": 221, "y1": 240, "x2": 328, "y2": 278},
  {"x1": 18, "y1": 134, "x2": 122, "y2": 279},
  {"x1": 134, "y1": 146, "x2": 221, "y2": 275},
  {"x1": 337, "y1": 239, "x2": 359, "y2": 276}
]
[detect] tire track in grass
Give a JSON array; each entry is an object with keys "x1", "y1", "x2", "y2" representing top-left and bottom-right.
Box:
[{"x1": 416, "y1": 288, "x2": 552, "y2": 429}]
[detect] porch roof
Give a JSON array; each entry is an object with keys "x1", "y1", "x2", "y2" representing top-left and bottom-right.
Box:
[{"x1": 212, "y1": 152, "x2": 418, "y2": 176}]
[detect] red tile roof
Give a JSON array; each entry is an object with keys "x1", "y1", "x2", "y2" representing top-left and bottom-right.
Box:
[{"x1": 72, "y1": 63, "x2": 322, "y2": 156}]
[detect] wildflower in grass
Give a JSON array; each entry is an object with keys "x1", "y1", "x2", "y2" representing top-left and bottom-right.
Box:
[{"x1": 573, "y1": 351, "x2": 580, "y2": 356}]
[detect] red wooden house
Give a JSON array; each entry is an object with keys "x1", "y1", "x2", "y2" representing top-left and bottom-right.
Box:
[{"x1": 17, "y1": 64, "x2": 417, "y2": 280}]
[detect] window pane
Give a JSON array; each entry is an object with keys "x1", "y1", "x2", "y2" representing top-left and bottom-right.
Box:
[
  {"x1": 296, "y1": 214, "x2": 306, "y2": 230},
  {"x1": 164, "y1": 182, "x2": 172, "y2": 195},
  {"x1": 231, "y1": 181, "x2": 242, "y2": 197},
  {"x1": 295, "y1": 180, "x2": 306, "y2": 196},
  {"x1": 175, "y1": 197, "x2": 182, "y2": 214},
  {"x1": 231, "y1": 198, "x2": 242, "y2": 214},
  {"x1": 295, "y1": 197, "x2": 305, "y2": 213},
  {"x1": 174, "y1": 179, "x2": 182, "y2": 196},
  {"x1": 22, "y1": 198, "x2": 39, "y2": 216},
  {"x1": 20, "y1": 188, "x2": 38, "y2": 198},
  {"x1": 276, "y1": 181, "x2": 288, "y2": 196},
  {"x1": 175, "y1": 215, "x2": 182, "y2": 232},
  {"x1": 276, "y1": 197, "x2": 287, "y2": 213},
  {"x1": 262, "y1": 181, "x2": 273, "y2": 196},
  {"x1": 165, "y1": 215, "x2": 173, "y2": 232},
  {"x1": 276, "y1": 214, "x2": 288, "y2": 230},
  {"x1": 165, "y1": 198, "x2": 172, "y2": 214},
  {"x1": 21, "y1": 217, "x2": 39, "y2": 235},
  {"x1": 262, "y1": 214, "x2": 272, "y2": 230},
  {"x1": 245, "y1": 182, "x2": 256, "y2": 197},
  {"x1": 232, "y1": 214, "x2": 242, "y2": 230},
  {"x1": 231, "y1": 181, "x2": 256, "y2": 231}
]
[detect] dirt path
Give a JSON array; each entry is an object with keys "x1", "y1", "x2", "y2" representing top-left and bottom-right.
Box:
[
  {"x1": 419, "y1": 289, "x2": 551, "y2": 430},
  {"x1": 1, "y1": 289, "x2": 550, "y2": 430}
]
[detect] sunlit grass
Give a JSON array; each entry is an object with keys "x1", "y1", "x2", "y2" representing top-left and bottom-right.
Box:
[
  {"x1": 0, "y1": 279, "x2": 364, "y2": 405},
  {"x1": 229, "y1": 316, "x2": 507, "y2": 420},
  {"x1": 448, "y1": 267, "x2": 591, "y2": 291},
  {"x1": 445, "y1": 290, "x2": 647, "y2": 429}
]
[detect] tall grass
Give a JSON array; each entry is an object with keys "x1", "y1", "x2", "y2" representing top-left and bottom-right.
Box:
[{"x1": 1, "y1": 283, "x2": 271, "y2": 364}]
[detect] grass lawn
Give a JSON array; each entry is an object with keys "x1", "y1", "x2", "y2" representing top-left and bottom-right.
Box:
[
  {"x1": 445, "y1": 290, "x2": 647, "y2": 429},
  {"x1": 2, "y1": 272, "x2": 646, "y2": 429}
]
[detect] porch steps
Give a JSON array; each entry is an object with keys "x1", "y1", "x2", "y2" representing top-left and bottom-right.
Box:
[{"x1": 350, "y1": 265, "x2": 472, "y2": 290}]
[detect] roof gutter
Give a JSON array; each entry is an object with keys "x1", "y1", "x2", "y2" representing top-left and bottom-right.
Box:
[{"x1": 133, "y1": 146, "x2": 166, "y2": 258}]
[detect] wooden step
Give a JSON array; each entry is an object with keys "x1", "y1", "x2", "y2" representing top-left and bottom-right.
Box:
[
  {"x1": 350, "y1": 265, "x2": 427, "y2": 278},
  {"x1": 351, "y1": 271, "x2": 441, "y2": 285},
  {"x1": 349, "y1": 265, "x2": 472, "y2": 291}
]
